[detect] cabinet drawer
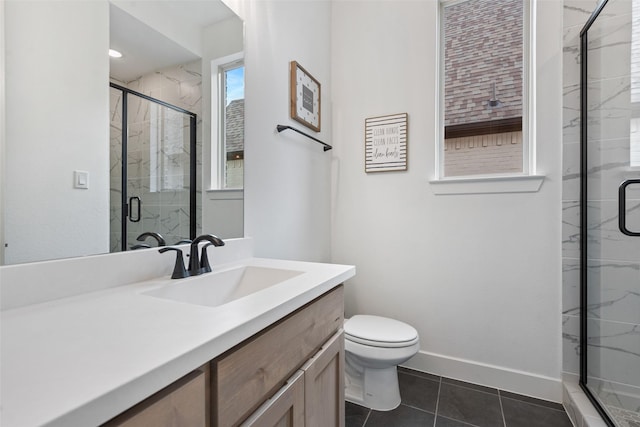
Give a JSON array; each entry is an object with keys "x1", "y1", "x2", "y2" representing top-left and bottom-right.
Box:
[
  {"x1": 212, "y1": 285, "x2": 344, "y2": 427},
  {"x1": 103, "y1": 369, "x2": 206, "y2": 427}
]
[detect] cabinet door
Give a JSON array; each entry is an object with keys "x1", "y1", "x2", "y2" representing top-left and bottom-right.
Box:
[
  {"x1": 102, "y1": 369, "x2": 207, "y2": 427},
  {"x1": 240, "y1": 370, "x2": 305, "y2": 427},
  {"x1": 301, "y1": 330, "x2": 345, "y2": 427},
  {"x1": 213, "y1": 286, "x2": 343, "y2": 427}
]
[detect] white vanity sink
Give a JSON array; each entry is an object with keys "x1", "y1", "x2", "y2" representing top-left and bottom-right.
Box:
[
  {"x1": 142, "y1": 266, "x2": 304, "y2": 307},
  {"x1": 1, "y1": 248, "x2": 356, "y2": 427}
]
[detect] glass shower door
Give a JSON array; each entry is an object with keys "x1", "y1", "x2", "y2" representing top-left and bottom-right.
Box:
[
  {"x1": 110, "y1": 84, "x2": 196, "y2": 251},
  {"x1": 582, "y1": 1, "x2": 640, "y2": 425},
  {"x1": 125, "y1": 94, "x2": 194, "y2": 249}
]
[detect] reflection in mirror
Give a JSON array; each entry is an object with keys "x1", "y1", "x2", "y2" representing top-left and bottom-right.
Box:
[
  {"x1": 2, "y1": 0, "x2": 244, "y2": 265},
  {"x1": 109, "y1": 82, "x2": 197, "y2": 252}
]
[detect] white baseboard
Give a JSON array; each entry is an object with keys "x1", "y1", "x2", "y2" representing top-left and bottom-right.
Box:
[{"x1": 402, "y1": 350, "x2": 563, "y2": 403}]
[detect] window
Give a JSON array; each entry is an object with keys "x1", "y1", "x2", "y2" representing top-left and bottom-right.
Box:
[
  {"x1": 438, "y1": 0, "x2": 531, "y2": 179},
  {"x1": 212, "y1": 54, "x2": 244, "y2": 189},
  {"x1": 149, "y1": 104, "x2": 190, "y2": 192}
]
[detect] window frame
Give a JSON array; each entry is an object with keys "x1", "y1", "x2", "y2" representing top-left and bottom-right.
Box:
[
  {"x1": 210, "y1": 52, "x2": 244, "y2": 190},
  {"x1": 434, "y1": 0, "x2": 538, "y2": 191}
]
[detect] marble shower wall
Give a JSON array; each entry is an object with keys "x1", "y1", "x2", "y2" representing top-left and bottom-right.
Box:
[
  {"x1": 109, "y1": 60, "x2": 203, "y2": 251},
  {"x1": 562, "y1": 0, "x2": 640, "y2": 413},
  {"x1": 563, "y1": 0, "x2": 597, "y2": 380}
]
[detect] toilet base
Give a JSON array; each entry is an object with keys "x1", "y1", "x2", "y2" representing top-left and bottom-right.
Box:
[{"x1": 345, "y1": 364, "x2": 401, "y2": 411}]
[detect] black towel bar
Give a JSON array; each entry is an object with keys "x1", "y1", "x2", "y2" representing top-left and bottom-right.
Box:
[{"x1": 276, "y1": 124, "x2": 332, "y2": 151}]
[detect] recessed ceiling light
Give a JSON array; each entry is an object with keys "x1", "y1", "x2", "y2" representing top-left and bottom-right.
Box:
[{"x1": 109, "y1": 49, "x2": 123, "y2": 58}]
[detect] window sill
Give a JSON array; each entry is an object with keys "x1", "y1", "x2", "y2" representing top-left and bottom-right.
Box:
[
  {"x1": 206, "y1": 189, "x2": 244, "y2": 200},
  {"x1": 429, "y1": 175, "x2": 545, "y2": 195}
]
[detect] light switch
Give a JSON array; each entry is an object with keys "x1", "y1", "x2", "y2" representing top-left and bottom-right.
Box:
[{"x1": 74, "y1": 170, "x2": 89, "y2": 189}]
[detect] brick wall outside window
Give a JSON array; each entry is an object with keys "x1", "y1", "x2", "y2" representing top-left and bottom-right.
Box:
[{"x1": 442, "y1": 0, "x2": 524, "y2": 176}]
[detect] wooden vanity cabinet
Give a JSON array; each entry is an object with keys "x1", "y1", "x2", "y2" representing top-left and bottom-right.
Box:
[
  {"x1": 212, "y1": 285, "x2": 345, "y2": 427},
  {"x1": 237, "y1": 329, "x2": 345, "y2": 427},
  {"x1": 102, "y1": 366, "x2": 209, "y2": 427},
  {"x1": 102, "y1": 285, "x2": 344, "y2": 427}
]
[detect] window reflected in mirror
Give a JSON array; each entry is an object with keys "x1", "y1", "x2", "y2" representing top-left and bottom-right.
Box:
[{"x1": 220, "y1": 60, "x2": 245, "y2": 189}]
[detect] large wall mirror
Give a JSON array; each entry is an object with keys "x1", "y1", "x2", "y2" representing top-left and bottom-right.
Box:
[{"x1": 2, "y1": 0, "x2": 244, "y2": 265}]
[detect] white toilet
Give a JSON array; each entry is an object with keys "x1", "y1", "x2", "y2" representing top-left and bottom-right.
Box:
[{"x1": 344, "y1": 315, "x2": 420, "y2": 411}]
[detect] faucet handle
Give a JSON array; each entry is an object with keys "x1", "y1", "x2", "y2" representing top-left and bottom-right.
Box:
[
  {"x1": 200, "y1": 243, "x2": 214, "y2": 273},
  {"x1": 159, "y1": 247, "x2": 189, "y2": 279}
]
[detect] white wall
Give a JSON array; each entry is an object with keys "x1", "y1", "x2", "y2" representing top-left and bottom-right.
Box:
[
  {"x1": 4, "y1": 1, "x2": 110, "y2": 264},
  {"x1": 110, "y1": 0, "x2": 205, "y2": 57},
  {"x1": 331, "y1": 0, "x2": 564, "y2": 401},
  {"x1": 224, "y1": 0, "x2": 333, "y2": 262},
  {"x1": 203, "y1": 190, "x2": 244, "y2": 239}
]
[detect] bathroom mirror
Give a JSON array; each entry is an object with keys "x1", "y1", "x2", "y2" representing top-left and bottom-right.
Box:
[{"x1": 2, "y1": 0, "x2": 244, "y2": 265}]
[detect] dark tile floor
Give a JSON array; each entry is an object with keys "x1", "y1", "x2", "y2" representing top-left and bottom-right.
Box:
[{"x1": 346, "y1": 367, "x2": 574, "y2": 427}]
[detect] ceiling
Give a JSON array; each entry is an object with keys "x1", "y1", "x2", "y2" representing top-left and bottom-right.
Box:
[{"x1": 109, "y1": 1, "x2": 236, "y2": 82}]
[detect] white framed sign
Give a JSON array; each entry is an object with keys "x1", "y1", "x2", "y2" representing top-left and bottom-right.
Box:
[{"x1": 365, "y1": 113, "x2": 408, "y2": 173}]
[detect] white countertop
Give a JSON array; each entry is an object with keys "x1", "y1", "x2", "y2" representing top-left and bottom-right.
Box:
[{"x1": 1, "y1": 257, "x2": 355, "y2": 427}]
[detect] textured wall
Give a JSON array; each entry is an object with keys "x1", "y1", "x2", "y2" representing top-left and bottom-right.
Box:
[
  {"x1": 443, "y1": 0, "x2": 523, "y2": 126},
  {"x1": 444, "y1": 131, "x2": 523, "y2": 176},
  {"x1": 443, "y1": 0, "x2": 524, "y2": 176}
]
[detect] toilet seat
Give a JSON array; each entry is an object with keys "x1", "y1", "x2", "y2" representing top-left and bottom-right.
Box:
[{"x1": 345, "y1": 315, "x2": 419, "y2": 348}]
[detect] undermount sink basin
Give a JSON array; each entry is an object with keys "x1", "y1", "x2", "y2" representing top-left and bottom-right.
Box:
[{"x1": 142, "y1": 266, "x2": 304, "y2": 307}]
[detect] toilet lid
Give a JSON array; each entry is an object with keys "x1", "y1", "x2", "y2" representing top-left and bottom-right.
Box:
[{"x1": 344, "y1": 315, "x2": 419, "y2": 348}]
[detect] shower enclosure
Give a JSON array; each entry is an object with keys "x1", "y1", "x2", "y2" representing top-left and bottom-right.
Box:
[
  {"x1": 580, "y1": 1, "x2": 640, "y2": 426},
  {"x1": 109, "y1": 83, "x2": 197, "y2": 251}
]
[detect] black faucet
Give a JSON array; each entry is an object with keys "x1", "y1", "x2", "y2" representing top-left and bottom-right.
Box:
[
  {"x1": 188, "y1": 234, "x2": 225, "y2": 276},
  {"x1": 159, "y1": 247, "x2": 189, "y2": 279},
  {"x1": 136, "y1": 232, "x2": 166, "y2": 247}
]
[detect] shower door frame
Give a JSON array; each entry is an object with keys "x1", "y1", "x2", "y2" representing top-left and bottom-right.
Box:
[
  {"x1": 110, "y1": 82, "x2": 197, "y2": 251},
  {"x1": 579, "y1": 1, "x2": 627, "y2": 426}
]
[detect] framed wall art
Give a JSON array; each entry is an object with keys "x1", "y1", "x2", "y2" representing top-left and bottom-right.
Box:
[
  {"x1": 365, "y1": 113, "x2": 408, "y2": 173},
  {"x1": 290, "y1": 61, "x2": 321, "y2": 132}
]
